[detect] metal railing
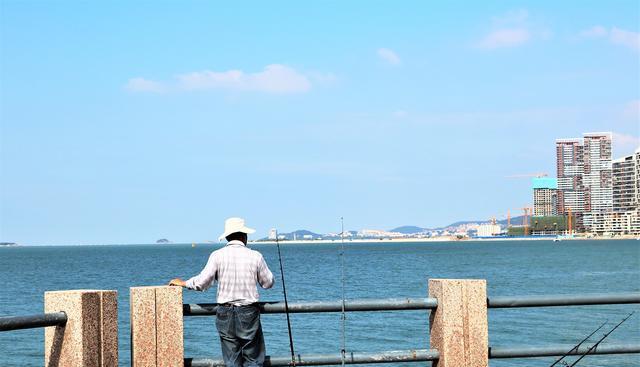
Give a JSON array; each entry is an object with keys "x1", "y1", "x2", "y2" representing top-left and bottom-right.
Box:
[
  {"x1": 184, "y1": 292, "x2": 640, "y2": 316},
  {"x1": 184, "y1": 297, "x2": 437, "y2": 316},
  {"x1": 184, "y1": 292, "x2": 640, "y2": 366},
  {"x1": 0, "y1": 312, "x2": 67, "y2": 332},
  {"x1": 185, "y1": 344, "x2": 640, "y2": 367}
]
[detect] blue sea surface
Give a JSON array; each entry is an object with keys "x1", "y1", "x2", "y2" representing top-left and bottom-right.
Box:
[{"x1": 1, "y1": 240, "x2": 639, "y2": 366}]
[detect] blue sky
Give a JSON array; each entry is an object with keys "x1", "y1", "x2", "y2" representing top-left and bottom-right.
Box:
[{"x1": 1, "y1": 1, "x2": 639, "y2": 244}]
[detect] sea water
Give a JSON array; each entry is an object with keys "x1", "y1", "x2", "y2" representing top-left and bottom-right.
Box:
[{"x1": 1, "y1": 240, "x2": 639, "y2": 366}]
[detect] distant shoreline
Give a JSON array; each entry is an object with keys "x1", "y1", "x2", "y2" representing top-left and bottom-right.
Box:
[
  {"x1": 4, "y1": 235, "x2": 637, "y2": 247},
  {"x1": 251, "y1": 235, "x2": 640, "y2": 245}
]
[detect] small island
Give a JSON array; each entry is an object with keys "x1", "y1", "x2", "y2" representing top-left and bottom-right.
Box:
[
  {"x1": 0, "y1": 242, "x2": 18, "y2": 247},
  {"x1": 156, "y1": 239, "x2": 172, "y2": 244}
]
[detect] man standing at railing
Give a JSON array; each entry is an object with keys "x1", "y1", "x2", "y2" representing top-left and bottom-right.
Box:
[{"x1": 169, "y1": 217, "x2": 275, "y2": 367}]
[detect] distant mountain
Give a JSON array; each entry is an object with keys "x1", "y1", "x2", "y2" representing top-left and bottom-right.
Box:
[
  {"x1": 498, "y1": 216, "x2": 525, "y2": 226},
  {"x1": 264, "y1": 216, "x2": 530, "y2": 241},
  {"x1": 389, "y1": 216, "x2": 527, "y2": 232},
  {"x1": 442, "y1": 216, "x2": 525, "y2": 228},
  {"x1": 440, "y1": 220, "x2": 483, "y2": 229},
  {"x1": 389, "y1": 225, "x2": 428, "y2": 234}
]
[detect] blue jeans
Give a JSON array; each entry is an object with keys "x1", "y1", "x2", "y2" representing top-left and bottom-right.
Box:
[{"x1": 215, "y1": 304, "x2": 266, "y2": 367}]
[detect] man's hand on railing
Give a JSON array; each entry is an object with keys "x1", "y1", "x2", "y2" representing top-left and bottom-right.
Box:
[{"x1": 169, "y1": 278, "x2": 186, "y2": 287}]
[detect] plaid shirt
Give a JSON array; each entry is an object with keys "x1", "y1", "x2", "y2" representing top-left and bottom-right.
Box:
[{"x1": 185, "y1": 240, "x2": 274, "y2": 305}]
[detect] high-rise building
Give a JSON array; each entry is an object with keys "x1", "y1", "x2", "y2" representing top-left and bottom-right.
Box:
[
  {"x1": 613, "y1": 147, "x2": 640, "y2": 212},
  {"x1": 602, "y1": 147, "x2": 640, "y2": 235},
  {"x1": 555, "y1": 132, "x2": 613, "y2": 232},
  {"x1": 582, "y1": 132, "x2": 613, "y2": 229},
  {"x1": 533, "y1": 177, "x2": 558, "y2": 216},
  {"x1": 556, "y1": 138, "x2": 585, "y2": 229}
]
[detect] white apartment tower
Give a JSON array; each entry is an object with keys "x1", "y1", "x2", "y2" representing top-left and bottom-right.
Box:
[
  {"x1": 556, "y1": 138, "x2": 585, "y2": 228},
  {"x1": 582, "y1": 132, "x2": 613, "y2": 228},
  {"x1": 605, "y1": 147, "x2": 640, "y2": 235},
  {"x1": 613, "y1": 147, "x2": 640, "y2": 212},
  {"x1": 555, "y1": 132, "x2": 613, "y2": 231}
]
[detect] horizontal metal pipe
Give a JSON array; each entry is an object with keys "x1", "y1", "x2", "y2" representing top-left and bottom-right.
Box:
[
  {"x1": 185, "y1": 292, "x2": 640, "y2": 316},
  {"x1": 0, "y1": 312, "x2": 67, "y2": 332},
  {"x1": 488, "y1": 292, "x2": 640, "y2": 308},
  {"x1": 185, "y1": 343, "x2": 640, "y2": 366},
  {"x1": 185, "y1": 349, "x2": 439, "y2": 366},
  {"x1": 184, "y1": 298, "x2": 437, "y2": 316},
  {"x1": 490, "y1": 343, "x2": 640, "y2": 358}
]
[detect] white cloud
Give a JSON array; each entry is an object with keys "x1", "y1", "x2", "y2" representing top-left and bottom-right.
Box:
[
  {"x1": 581, "y1": 25, "x2": 608, "y2": 38},
  {"x1": 177, "y1": 64, "x2": 311, "y2": 93},
  {"x1": 125, "y1": 64, "x2": 323, "y2": 94},
  {"x1": 610, "y1": 28, "x2": 640, "y2": 51},
  {"x1": 476, "y1": 9, "x2": 551, "y2": 50},
  {"x1": 308, "y1": 71, "x2": 338, "y2": 85},
  {"x1": 477, "y1": 10, "x2": 530, "y2": 49},
  {"x1": 377, "y1": 48, "x2": 401, "y2": 65},
  {"x1": 125, "y1": 77, "x2": 166, "y2": 93},
  {"x1": 477, "y1": 28, "x2": 531, "y2": 49},
  {"x1": 580, "y1": 26, "x2": 640, "y2": 51}
]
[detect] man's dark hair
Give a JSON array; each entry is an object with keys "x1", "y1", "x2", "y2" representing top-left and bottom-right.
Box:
[{"x1": 225, "y1": 232, "x2": 248, "y2": 244}]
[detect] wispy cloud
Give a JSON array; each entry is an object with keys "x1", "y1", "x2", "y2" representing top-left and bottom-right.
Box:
[
  {"x1": 581, "y1": 25, "x2": 608, "y2": 38},
  {"x1": 177, "y1": 64, "x2": 310, "y2": 93},
  {"x1": 475, "y1": 9, "x2": 549, "y2": 50},
  {"x1": 307, "y1": 71, "x2": 339, "y2": 86},
  {"x1": 126, "y1": 64, "x2": 327, "y2": 94},
  {"x1": 610, "y1": 28, "x2": 640, "y2": 51},
  {"x1": 477, "y1": 29, "x2": 531, "y2": 49},
  {"x1": 581, "y1": 26, "x2": 640, "y2": 51},
  {"x1": 125, "y1": 77, "x2": 167, "y2": 93},
  {"x1": 377, "y1": 48, "x2": 401, "y2": 65}
]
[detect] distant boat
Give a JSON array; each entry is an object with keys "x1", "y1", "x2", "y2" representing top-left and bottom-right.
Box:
[
  {"x1": 553, "y1": 238, "x2": 561, "y2": 242},
  {"x1": 192, "y1": 243, "x2": 196, "y2": 248}
]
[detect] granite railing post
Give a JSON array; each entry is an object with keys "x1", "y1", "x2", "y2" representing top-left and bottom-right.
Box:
[
  {"x1": 130, "y1": 285, "x2": 184, "y2": 367},
  {"x1": 428, "y1": 279, "x2": 488, "y2": 367},
  {"x1": 44, "y1": 290, "x2": 118, "y2": 367}
]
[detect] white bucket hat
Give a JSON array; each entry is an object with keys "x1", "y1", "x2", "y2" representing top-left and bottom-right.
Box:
[{"x1": 218, "y1": 217, "x2": 256, "y2": 241}]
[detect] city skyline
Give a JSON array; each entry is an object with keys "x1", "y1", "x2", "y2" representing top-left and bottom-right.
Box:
[{"x1": 1, "y1": 2, "x2": 639, "y2": 244}]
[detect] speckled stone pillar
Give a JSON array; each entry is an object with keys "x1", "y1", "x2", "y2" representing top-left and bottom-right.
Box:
[
  {"x1": 428, "y1": 279, "x2": 488, "y2": 367},
  {"x1": 130, "y1": 286, "x2": 184, "y2": 367},
  {"x1": 44, "y1": 290, "x2": 118, "y2": 367}
]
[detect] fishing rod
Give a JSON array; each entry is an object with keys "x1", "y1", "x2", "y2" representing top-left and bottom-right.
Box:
[
  {"x1": 339, "y1": 217, "x2": 347, "y2": 367},
  {"x1": 568, "y1": 312, "x2": 634, "y2": 367},
  {"x1": 548, "y1": 320, "x2": 607, "y2": 367},
  {"x1": 275, "y1": 231, "x2": 296, "y2": 366}
]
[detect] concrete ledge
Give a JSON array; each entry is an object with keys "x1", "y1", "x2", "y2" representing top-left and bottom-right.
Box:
[
  {"x1": 44, "y1": 290, "x2": 118, "y2": 367},
  {"x1": 428, "y1": 279, "x2": 488, "y2": 367},
  {"x1": 130, "y1": 286, "x2": 184, "y2": 367}
]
